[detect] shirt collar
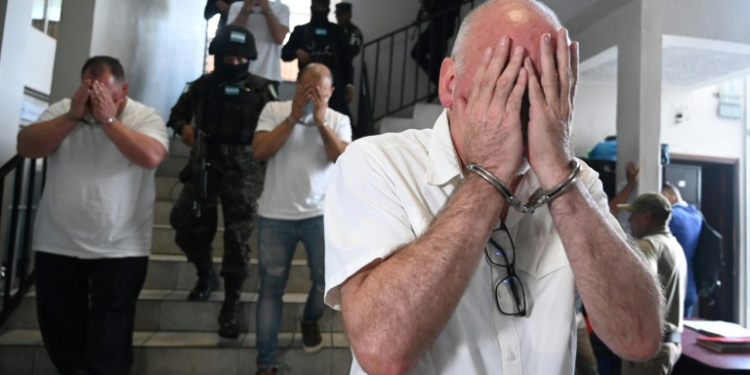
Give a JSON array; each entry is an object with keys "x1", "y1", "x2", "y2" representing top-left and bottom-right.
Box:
[
  {"x1": 427, "y1": 109, "x2": 462, "y2": 186},
  {"x1": 675, "y1": 200, "x2": 688, "y2": 207}
]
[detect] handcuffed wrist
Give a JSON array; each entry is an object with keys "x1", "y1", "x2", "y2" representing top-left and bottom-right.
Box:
[{"x1": 467, "y1": 160, "x2": 581, "y2": 214}]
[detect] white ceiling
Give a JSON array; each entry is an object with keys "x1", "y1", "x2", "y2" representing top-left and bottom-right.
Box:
[{"x1": 580, "y1": 36, "x2": 750, "y2": 88}]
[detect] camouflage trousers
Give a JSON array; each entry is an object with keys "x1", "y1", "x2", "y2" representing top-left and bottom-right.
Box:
[{"x1": 170, "y1": 146, "x2": 264, "y2": 277}]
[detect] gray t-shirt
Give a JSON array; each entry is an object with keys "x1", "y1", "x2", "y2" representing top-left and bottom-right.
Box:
[{"x1": 32, "y1": 98, "x2": 169, "y2": 258}]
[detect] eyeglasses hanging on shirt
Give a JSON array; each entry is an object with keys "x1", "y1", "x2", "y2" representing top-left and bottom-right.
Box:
[{"x1": 485, "y1": 223, "x2": 527, "y2": 317}]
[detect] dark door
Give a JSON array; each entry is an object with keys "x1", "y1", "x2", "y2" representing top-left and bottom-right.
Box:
[{"x1": 664, "y1": 164, "x2": 702, "y2": 208}]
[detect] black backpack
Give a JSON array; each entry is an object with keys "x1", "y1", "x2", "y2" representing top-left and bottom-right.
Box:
[{"x1": 693, "y1": 214, "x2": 724, "y2": 298}]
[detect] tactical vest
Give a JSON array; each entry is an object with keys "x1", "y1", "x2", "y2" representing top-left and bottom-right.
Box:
[
  {"x1": 303, "y1": 24, "x2": 340, "y2": 73},
  {"x1": 196, "y1": 75, "x2": 268, "y2": 144}
]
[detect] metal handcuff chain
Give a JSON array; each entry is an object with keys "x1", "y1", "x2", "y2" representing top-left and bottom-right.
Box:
[{"x1": 467, "y1": 160, "x2": 582, "y2": 214}]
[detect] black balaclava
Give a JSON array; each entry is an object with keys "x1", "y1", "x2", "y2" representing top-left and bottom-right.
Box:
[
  {"x1": 217, "y1": 57, "x2": 250, "y2": 81},
  {"x1": 209, "y1": 25, "x2": 257, "y2": 81},
  {"x1": 311, "y1": 1, "x2": 330, "y2": 24}
]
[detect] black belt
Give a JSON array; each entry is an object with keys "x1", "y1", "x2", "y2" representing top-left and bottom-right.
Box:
[{"x1": 663, "y1": 331, "x2": 681, "y2": 343}]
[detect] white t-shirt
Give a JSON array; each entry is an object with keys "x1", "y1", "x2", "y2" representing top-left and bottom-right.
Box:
[
  {"x1": 227, "y1": 1, "x2": 290, "y2": 82},
  {"x1": 255, "y1": 101, "x2": 352, "y2": 220},
  {"x1": 324, "y1": 110, "x2": 625, "y2": 374},
  {"x1": 31, "y1": 98, "x2": 169, "y2": 259}
]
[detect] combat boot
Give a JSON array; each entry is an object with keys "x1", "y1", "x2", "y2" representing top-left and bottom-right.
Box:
[
  {"x1": 187, "y1": 261, "x2": 219, "y2": 301},
  {"x1": 218, "y1": 274, "x2": 245, "y2": 339}
]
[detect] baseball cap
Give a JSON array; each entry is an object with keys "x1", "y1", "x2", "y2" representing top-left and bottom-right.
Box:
[{"x1": 618, "y1": 193, "x2": 673, "y2": 222}]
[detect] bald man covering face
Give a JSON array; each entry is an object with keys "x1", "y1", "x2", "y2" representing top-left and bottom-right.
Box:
[{"x1": 323, "y1": 1, "x2": 663, "y2": 374}]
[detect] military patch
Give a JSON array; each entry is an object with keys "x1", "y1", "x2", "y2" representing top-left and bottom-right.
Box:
[
  {"x1": 230, "y1": 31, "x2": 246, "y2": 44},
  {"x1": 225, "y1": 85, "x2": 241, "y2": 96}
]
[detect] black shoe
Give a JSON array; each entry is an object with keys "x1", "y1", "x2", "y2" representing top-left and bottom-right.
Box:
[
  {"x1": 218, "y1": 274, "x2": 245, "y2": 339},
  {"x1": 187, "y1": 261, "x2": 219, "y2": 301},
  {"x1": 301, "y1": 320, "x2": 323, "y2": 353},
  {"x1": 255, "y1": 368, "x2": 277, "y2": 375}
]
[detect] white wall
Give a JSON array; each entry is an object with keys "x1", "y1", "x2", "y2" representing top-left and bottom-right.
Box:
[
  {"x1": 661, "y1": 83, "x2": 746, "y2": 159},
  {"x1": 53, "y1": 0, "x2": 206, "y2": 120},
  {"x1": 91, "y1": 0, "x2": 206, "y2": 119},
  {"x1": 571, "y1": 81, "x2": 617, "y2": 157},
  {"x1": 24, "y1": 27, "x2": 56, "y2": 95},
  {"x1": 572, "y1": 80, "x2": 746, "y2": 160},
  {"x1": 0, "y1": 0, "x2": 34, "y2": 163}
]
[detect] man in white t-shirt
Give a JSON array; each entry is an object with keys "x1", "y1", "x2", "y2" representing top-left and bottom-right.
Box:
[
  {"x1": 323, "y1": 1, "x2": 664, "y2": 374},
  {"x1": 17, "y1": 56, "x2": 169, "y2": 375},
  {"x1": 251, "y1": 63, "x2": 351, "y2": 375},
  {"x1": 228, "y1": 0, "x2": 289, "y2": 89}
]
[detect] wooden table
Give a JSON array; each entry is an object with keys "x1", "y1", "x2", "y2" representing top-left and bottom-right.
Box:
[{"x1": 673, "y1": 328, "x2": 750, "y2": 374}]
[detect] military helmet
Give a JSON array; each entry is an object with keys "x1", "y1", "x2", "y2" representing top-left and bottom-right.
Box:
[{"x1": 209, "y1": 26, "x2": 258, "y2": 61}]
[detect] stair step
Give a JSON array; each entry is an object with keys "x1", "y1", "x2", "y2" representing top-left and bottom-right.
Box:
[
  {"x1": 5, "y1": 291, "x2": 345, "y2": 334},
  {"x1": 0, "y1": 329, "x2": 352, "y2": 375},
  {"x1": 144, "y1": 255, "x2": 311, "y2": 293},
  {"x1": 155, "y1": 177, "x2": 180, "y2": 203},
  {"x1": 151, "y1": 225, "x2": 308, "y2": 260}
]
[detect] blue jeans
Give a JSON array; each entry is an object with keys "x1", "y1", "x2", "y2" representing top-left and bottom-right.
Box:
[{"x1": 255, "y1": 216, "x2": 326, "y2": 368}]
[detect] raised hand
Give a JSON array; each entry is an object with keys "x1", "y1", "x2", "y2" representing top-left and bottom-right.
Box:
[
  {"x1": 626, "y1": 161, "x2": 640, "y2": 184},
  {"x1": 90, "y1": 81, "x2": 121, "y2": 124},
  {"x1": 68, "y1": 80, "x2": 92, "y2": 121},
  {"x1": 311, "y1": 85, "x2": 328, "y2": 126},
  {"x1": 458, "y1": 36, "x2": 528, "y2": 185},
  {"x1": 525, "y1": 28, "x2": 579, "y2": 190},
  {"x1": 290, "y1": 84, "x2": 311, "y2": 122}
]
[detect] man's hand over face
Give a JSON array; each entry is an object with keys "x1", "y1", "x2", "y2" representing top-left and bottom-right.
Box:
[
  {"x1": 90, "y1": 81, "x2": 122, "y2": 124},
  {"x1": 311, "y1": 86, "x2": 329, "y2": 126},
  {"x1": 290, "y1": 84, "x2": 311, "y2": 122},
  {"x1": 459, "y1": 36, "x2": 528, "y2": 184},
  {"x1": 525, "y1": 29, "x2": 579, "y2": 190},
  {"x1": 257, "y1": 0, "x2": 270, "y2": 12},
  {"x1": 69, "y1": 80, "x2": 92, "y2": 120}
]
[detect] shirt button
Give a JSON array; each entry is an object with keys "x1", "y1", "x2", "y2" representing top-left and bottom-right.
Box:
[{"x1": 507, "y1": 351, "x2": 517, "y2": 361}]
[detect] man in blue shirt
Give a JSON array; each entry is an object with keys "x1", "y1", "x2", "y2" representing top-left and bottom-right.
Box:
[{"x1": 662, "y1": 182, "x2": 703, "y2": 317}]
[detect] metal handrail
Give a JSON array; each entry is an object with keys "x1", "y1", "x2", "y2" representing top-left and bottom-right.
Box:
[
  {"x1": 0, "y1": 155, "x2": 45, "y2": 328},
  {"x1": 356, "y1": 0, "x2": 477, "y2": 137}
]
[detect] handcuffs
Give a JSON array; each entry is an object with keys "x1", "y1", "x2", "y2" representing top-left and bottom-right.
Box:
[{"x1": 467, "y1": 159, "x2": 582, "y2": 214}]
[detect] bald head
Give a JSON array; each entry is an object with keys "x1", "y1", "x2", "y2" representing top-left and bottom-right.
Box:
[
  {"x1": 451, "y1": 0, "x2": 562, "y2": 74},
  {"x1": 298, "y1": 63, "x2": 333, "y2": 86}
]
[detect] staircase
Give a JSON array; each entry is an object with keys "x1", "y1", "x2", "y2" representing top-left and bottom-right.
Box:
[{"x1": 0, "y1": 140, "x2": 352, "y2": 375}]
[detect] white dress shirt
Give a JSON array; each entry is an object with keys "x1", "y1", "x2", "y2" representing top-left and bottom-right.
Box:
[{"x1": 324, "y1": 110, "x2": 624, "y2": 374}]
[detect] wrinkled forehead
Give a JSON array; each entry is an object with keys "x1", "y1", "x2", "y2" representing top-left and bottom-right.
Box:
[{"x1": 459, "y1": 6, "x2": 560, "y2": 81}]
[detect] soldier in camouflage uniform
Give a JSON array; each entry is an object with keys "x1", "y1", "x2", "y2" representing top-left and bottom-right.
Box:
[{"x1": 166, "y1": 25, "x2": 276, "y2": 339}]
